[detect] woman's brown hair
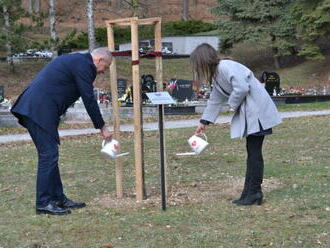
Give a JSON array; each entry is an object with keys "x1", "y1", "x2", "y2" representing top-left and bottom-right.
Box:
[{"x1": 190, "y1": 43, "x2": 221, "y2": 89}]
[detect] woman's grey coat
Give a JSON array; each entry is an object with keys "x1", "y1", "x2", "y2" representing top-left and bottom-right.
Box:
[{"x1": 201, "y1": 60, "x2": 282, "y2": 138}]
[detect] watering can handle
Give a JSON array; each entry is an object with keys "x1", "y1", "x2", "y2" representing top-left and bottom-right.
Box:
[
  {"x1": 202, "y1": 133, "x2": 207, "y2": 142},
  {"x1": 102, "y1": 140, "x2": 109, "y2": 148},
  {"x1": 197, "y1": 133, "x2": 207, "y2": 142}
]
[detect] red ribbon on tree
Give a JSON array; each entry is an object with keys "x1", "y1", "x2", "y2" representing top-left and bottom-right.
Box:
[
  {"x1": 112, "y1": 50, "x2": 162, "y2": 65},
  {"x1": 112, "y1": 50, "x2": 163, "y2": 58}
]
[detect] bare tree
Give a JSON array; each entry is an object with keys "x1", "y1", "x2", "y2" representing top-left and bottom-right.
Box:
[
  {"x1": 28, "y1": 0, "x2": 40, "y2": 14},
  {"x1": 181, "y1": 0, "x2": 189, "y2": 21},
  {"x1": 28, "y1": 0, "x2": 33, "y2": 13},
  {"x1": 86, "y1": 0, "x2": 96, "y2": 51},
  {"x1": 48, "y1": 0, "x2": 57, "y2": 57},
  {"x1": 130, "y1": 0, "x2": 138, "y2": 17},
  {"x1": 2, "y1": 4, "x2": 12, "y2": 64},
  {"x1": 118, "y1": 0, "x2": 152, "y2": 17},
  {"x1": 33, "y1": 0, "x2": 40, "y2": 13}
]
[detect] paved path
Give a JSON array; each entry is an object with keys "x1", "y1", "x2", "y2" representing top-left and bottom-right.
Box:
[{"x1": 1, "y1": 110, "x2": 330, "y2": 143}]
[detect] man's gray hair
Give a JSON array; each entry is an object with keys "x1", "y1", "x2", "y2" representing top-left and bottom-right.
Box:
[{"x1": 91, "y1": 47, "x2": 112, "y2": 61}]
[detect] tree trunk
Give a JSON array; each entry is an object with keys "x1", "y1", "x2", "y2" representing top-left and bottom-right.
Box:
[
  {"x1": 272, "y1": 47, "x2": 280, "y2": 69},
  {"x1": 2, "y1": 5, "x2": 11, "y2": 57},
  {"x1": 115, "y1": 0, "x2": 121, "y2": 8},
  {"x1": 87, "y1": 0, "x2": 96, "y2": 51},
  {"x1": 273, "y1": 56, "x2": 280, "y2": 69},
  {"x1": 181, "y1": 0, "x2": 189, "y2": 21},
  {"x1": 28, "y1": 0, "x2": 33, "y2": 13},
  {"x1": 29, "y1": 0, "x2": 40, "y2": 14},
  {"x1": 2, "y1": 4, "x2": 14, "y2": 71},
  {"x1": 131, "y1": 0, "x2": 138, "y2": 17},
  {"x1": 49, "y1": 0, "x2": 57, "y2": 57},
  {"x1": 34, "y1": 0, "x2": 40, "y2": 13},
  {"x1": 270, "y1": 35, "x2": 281, "y2": 69}
]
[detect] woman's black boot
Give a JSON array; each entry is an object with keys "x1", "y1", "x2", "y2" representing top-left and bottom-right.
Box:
[
  {"x1": 232, "y1": 177, "x2": 249, "y2": 204},
  {"x1": 235, "y1": 191, "x2": 263, "y2": 205}
]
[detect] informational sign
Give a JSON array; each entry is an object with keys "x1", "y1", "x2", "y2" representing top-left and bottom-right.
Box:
[
  {"x1": 146, "y1": 91, "x2": 175, "y2": 211},
  {"x1": 146, "y1": 92, "x2": 176, "y2": 105}
]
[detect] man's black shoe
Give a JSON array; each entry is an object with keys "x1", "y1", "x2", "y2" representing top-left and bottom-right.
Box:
[
  {"x1": 55, "y1": 197, "x2": 86, "y2": 209},
  {"x1": 36, "y1": 202, "x2": 71, "y2": 215}
]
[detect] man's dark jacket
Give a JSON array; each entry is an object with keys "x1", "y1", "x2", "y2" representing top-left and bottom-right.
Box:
[{"x1": 11, "y1": 53, "x2": 105, "y2": 144}]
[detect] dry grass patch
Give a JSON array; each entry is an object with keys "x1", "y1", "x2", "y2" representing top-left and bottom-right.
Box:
[{"x1": 91, "y1": 177, "x2": 283, "y2": 210}]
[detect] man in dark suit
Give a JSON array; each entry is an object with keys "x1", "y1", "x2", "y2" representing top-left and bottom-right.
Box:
[{"x1": 11, "y1": 47, "x2": 113, "y2": 215}]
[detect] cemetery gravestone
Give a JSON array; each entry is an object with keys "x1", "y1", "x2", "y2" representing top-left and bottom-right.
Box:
[
  {"x1": 260, "y1": 71, "x2": 281, "y2": 96},
  {"x1": 117, "y1": 78, "x2": 128, "y2": 98},
  {"x1": 141, "y1": 74, "x2": 157, "y2": 102},
  {"x1": 170, "y1": 79, "x2": 193, "y2": 102},
  {"x1": 0, "y1": 86, "x2": 4, "y2": 103}
]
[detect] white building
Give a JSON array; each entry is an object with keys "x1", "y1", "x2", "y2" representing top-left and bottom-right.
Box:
[{"x1": 119, "y1": 35, "x2": 219, "y2": 55}]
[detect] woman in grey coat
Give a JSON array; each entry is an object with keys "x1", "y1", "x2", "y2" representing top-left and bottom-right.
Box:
[{"x1": 191, "y1": 43, "x2": 282, "y2": 205}]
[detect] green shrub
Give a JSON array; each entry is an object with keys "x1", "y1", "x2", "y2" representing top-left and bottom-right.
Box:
[
  {"x1": 162, "y1": 20, "x2": 217, "y2": 36},
  {"x1": 69, "y1": 20, "x2": 217, "y2": 49}
]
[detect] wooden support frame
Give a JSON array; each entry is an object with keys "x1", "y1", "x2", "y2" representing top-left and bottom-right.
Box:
[
  {"x1": 106, "y1": 17, "x2": 163, "y2": 201},
  {"x1": 107, "y1": 23, "x2": 123, "y2": 198}
]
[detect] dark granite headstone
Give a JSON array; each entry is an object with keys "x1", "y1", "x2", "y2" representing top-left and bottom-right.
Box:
[
  {"x1": 141, "y1": 74, "x2": 157, "y2": 101},
  {"x1": 117, "y1": 78, "x2": 128, "y2": 97},
  {"x1": 0, "y1": 85, "x2": 4, "y2": 102},
  {"x1": 260, "y1": 71, "x2": 280, "y2": 96},
  {"x1": 170, "y1": 79, "x2": 193, "y2": 102}
]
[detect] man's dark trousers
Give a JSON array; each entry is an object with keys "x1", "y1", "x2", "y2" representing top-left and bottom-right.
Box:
[{"x1": 23, "y1": 117, "x2": 65, "y2": 207}]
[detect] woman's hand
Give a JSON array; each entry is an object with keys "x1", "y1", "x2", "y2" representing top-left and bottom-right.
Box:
[{"x1": 195, "y1": 123, "x2": 206, "y2": 136}]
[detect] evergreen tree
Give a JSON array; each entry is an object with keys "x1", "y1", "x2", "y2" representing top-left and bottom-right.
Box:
[
  {"x1": 0, "y1": 0, "x2": 44, "y2": 56},
  {"x1": 0, "y1": 0, "x2": 26, "y2": 56},
  {"x1": 212, "y1": 0, "x2": 297, "y2": 68},
  {"x1": 292, "y1": 0, "x2": 330, "y2": 59}
]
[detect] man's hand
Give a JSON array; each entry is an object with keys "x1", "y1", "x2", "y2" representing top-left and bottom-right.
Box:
[
  {"x1": 100, "y1": 126, "x2": 113, "y2": 140},
  {"x1": 195, "y1": 123, "x2": 206, "y2": 136}
]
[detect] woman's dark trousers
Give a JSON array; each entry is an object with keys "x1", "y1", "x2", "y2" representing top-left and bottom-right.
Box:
[
  {"x1": 246, "y1": 135, "x2": 265, "y2": 195},
  {"x1": 234, "y1": 135, "x2": 265, "y2": 204}
]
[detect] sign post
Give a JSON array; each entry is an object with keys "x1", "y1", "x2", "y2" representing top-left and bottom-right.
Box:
[{"x1": 146, "y1": 92, "x2": 175, "y2": 210}]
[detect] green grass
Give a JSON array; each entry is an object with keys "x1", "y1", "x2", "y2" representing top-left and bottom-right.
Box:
[
  {"x1": 277, "y1": 56, "x2": 330, "y2": 87},
  {"x1": 276, "y1": 101, "x2": 330, "y2": 111},
  {"x1": 0, "y1": 116, "x2": 329, "y2": 247}
]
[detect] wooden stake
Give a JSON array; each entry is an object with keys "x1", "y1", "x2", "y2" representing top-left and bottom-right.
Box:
[
  {"x1": 154, "y1": 20, "x2": 163, "y2": 92},
  {"x1": 107, "y1": 24, "x2": 123, "y2": 198},
  {"x1": 131, "y1": 19, "x2": 145, "y2": 201}
]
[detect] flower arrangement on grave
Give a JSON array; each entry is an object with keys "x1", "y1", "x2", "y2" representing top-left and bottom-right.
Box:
[{"x1": 166, "y1": 80, "x2": 177, "y2": 92}]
